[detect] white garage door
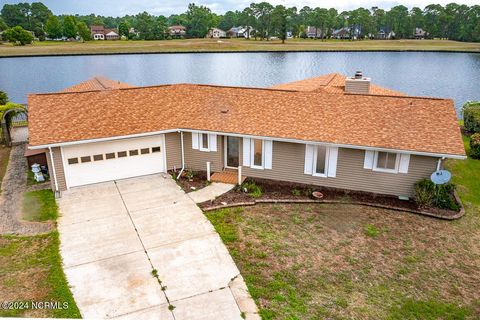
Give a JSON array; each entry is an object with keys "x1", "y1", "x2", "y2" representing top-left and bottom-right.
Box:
[{"x1": 62, "y1": 135, "x2": 166, "y2": 188}]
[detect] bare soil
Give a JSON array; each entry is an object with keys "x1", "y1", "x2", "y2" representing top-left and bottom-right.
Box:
[{"x1": 170, "y1": 170, "x2": 210, "y2": 193}]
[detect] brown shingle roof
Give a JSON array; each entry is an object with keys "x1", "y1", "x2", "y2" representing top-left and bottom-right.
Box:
[
  {"x1": 271, "y1": 73, "x2": 405, "y2": 96},
  {"x1": 28, "y1": 80, "x2": 465, "y2": 157},
  {"x1": 61, "y1": 77, "x2": 133, "y2": 93}
]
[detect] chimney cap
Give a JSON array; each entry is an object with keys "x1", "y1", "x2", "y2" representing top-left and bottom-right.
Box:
[{"x1": 354, "y1": 71, "x2": 363, "y2": 79}]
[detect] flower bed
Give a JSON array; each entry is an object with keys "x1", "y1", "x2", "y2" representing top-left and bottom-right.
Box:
[
  {"x1": 198, "y1": 178, "x2": 464, "y2": 220},
  {"x1": 169, "y1": 170, "x2": 209, "y2": 193}
]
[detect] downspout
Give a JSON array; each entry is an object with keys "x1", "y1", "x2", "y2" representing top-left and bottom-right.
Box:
[
  {"x1": 178, "y1": 131, "x2": 185, "y2": 178},
  {"x1": 48, "y1": 147, "x2": 59, "y2": 197}
]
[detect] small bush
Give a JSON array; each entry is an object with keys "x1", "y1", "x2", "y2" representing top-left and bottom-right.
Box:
[
  {"x1": 414, "y1": 179, "x2": 459, "y2": 211},
  {"x1": 242, "y1": 181, "x2": 263, "y2": 198},
  {"x1": 291, "y1": 188, "x2": 301, "y2": 196},
  {"x1": 462, "y1": 101, "x2": 480, "y2": 133},
  {"x1": 414, "y1": 179, "x2": 435, "y2": 207},
  {"x1": 184, "y1": 168, "x2": 195, "y2": 180},
  {"x1": 470, "y1": 133, "x2": 480, "y2": 159}
]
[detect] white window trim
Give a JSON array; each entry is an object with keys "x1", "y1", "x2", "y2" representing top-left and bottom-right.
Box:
[
  {"x1": 312, "y1": 146, "x2": 330, "y2": 178},
  {"x1": 372, "y1": 151, "x2": 400, "y2": 173},
  {"x1": 199, "y1": 133, "x2": 210, "y2": 152},
  {"x1": 250, "y1": 139, "x2": 265, "y2": 170}
]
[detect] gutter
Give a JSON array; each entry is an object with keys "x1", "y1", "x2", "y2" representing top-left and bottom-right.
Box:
[
  {"x1": 178, "y1": 131, "x2": 185, "y2": 178},
  {"x1": 29, "y1": 128, "x2": 467, "y2": 160}
]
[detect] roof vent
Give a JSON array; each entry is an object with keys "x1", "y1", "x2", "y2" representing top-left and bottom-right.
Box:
[
  {"x1": 220, "y1": 108, "x2": 229, "y2": 114},
  {"x1": 345, "y1": 71, "x2": 371, "y2": 94}
]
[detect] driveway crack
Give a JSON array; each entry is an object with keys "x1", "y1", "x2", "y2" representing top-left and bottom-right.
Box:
[{"x1": 114, "y1": 181, "x2": 176, "y2": 319}]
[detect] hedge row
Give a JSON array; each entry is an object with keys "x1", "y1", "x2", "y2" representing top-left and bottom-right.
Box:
[{"x1": 463, "y1": 101, "x2": 480, "y2": 133}]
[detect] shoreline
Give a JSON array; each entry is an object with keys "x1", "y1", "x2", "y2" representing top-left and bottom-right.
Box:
[{"x1": 1, "y1": 48, "x2": 480, "y2": 58}]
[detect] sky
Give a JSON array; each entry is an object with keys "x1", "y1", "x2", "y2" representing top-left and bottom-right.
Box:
[{"x1": 1, "y1": 0, "x2": 478, "y2": 16}]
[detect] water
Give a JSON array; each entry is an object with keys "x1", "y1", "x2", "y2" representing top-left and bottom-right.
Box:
[{"x1": 1, "y1": 51, "x2": 479, "y2": 114}]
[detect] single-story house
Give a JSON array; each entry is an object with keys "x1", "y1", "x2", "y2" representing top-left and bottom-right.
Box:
[
  {"x1": 414, "y1": 27, "x2": 427, "y2": 39},
  {"x1": 168, "y1": 25, "x2": 186, "y2": 38},
  {"x1": 90, "y1": 25, "x2": 119, "y2": 40},
  {"x1": 27, "y1": 72, "x2": 465, "y2": 198},
  {"x1": 207, "y1": 28, "x2": 226, "y2": 39}
]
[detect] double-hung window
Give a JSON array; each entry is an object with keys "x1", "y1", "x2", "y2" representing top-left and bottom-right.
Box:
[
  {"x1": 373, "y1": 151, "x2": 399, "y2": 173},
  {"x1": 192, "y1": 132, "x2": 217, "y2": 152},
  {"x1": 251, "y1": 139, "x2": 264, "y2": 169},
  {"x1": 313, "y1": 145, "x2": 328, "y2": 176},
  {"x1": 304, "y1": 144, "x2": 338, "y2": 178},
  {"x1": 200, "y1": 133, "x2": 209, "y2": 151}
]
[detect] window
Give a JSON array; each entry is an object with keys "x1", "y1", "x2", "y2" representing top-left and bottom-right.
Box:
[
  {"x1": 68, "y1": 158, "x2": 78, "y2": 165},
  {"x1": 80, "y1": 156, "x2": 91, "y2": 163},
  {"x1": 374, "y1": 151, "x2": 399, "y2": 172},
  {"x1": 93, "y1": 154, "x2": 103, "y2": 161},
  {"x1": 129, "y1": 149, "x2": 139, "y2": 156},
  {"x1": 105, "y1": 153, "x2": 115, "y2": 159},
  {"x1": 251, "y1": 139, "x2": 264, "y2": 168},
  {"x1": 117, "y1": 151, "x2": 127, "y2": 158},
  {"x1": 141, "y1": 148, "x2": 150, "y2": 155},
  {"x1": 200, "y1": 134, "x2": 209, "y2": 151},
  {"x1": 314, "y1": 146, "x2": 328, "y2": 175},
  {"x1": 152, "y1": 147, "x2": 161, "y2": 153}
]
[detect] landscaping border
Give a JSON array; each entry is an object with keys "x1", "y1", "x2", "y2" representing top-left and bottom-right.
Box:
[{"x1": 201, "y1": 190, "x2": 465, "y2": 220}]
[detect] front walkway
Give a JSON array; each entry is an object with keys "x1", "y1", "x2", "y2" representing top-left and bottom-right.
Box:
[
  {"x1": 188, "y1": 182, "x2": 235, "y2": 203},
  {"x1": 57, "y1": 174, "x2": 258, "y2": 319}
]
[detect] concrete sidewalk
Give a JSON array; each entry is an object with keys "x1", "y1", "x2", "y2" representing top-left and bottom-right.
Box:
[
  {"x1": 57, "y1": 174, "x2": 259, "y2": 319},
  {"x1": 188, "y1": 182, "x2": 235, "y2": 203}
]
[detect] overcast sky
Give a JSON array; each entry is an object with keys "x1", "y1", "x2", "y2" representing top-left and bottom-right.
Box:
[{"x1": 1, "y1": 0, "x2": 478, "y2": 16}]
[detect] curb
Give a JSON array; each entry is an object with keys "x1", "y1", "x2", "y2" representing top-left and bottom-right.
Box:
[{"x1": 201, "y1": 193, "x2": 465, "y2": 220}]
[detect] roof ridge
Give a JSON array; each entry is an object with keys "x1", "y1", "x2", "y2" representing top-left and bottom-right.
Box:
[{"x1": 93, "y1": 76, "x2": 109, "y2": 90}]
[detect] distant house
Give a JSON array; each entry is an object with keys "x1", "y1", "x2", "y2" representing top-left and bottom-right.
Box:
[
  {"x1": 168, "y1": 25, "x2": 186, "y2": 38},
  {"x1": 376, "y1": 29, "x2": 395, "y2": 40},
  {"x1": 414, "y1": 28, "x2": 427, "y2": 39},
  {"x1": 332, "y1": 26, "x2": 361, "y2": 40},
  {"x1": 227, "y1": 26, "x2": 255, "y2": 39},
  {"x1": 129, "y1": 27, "x2": 139, "y2": 38},
  {"x1": 90, "y1": 25, "x2": 119, "y2": 40},
  {"x1": 207, "y1": 28, "x2": 226, "y2": 39},
  {"x1": 306, "y1": 26, "x2": 318, "y2": 38}
]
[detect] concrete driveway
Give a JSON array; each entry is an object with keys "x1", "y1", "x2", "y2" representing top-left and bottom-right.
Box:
[{"x1": 57, "y1": 174, "x2": 258, "y2": 319}]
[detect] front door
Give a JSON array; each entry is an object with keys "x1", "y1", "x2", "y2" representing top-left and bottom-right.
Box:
[{"x1": 225, "y1": 136, "x2": 240, "y2": 168}]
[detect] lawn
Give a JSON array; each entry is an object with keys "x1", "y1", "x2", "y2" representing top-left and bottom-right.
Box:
[
  {"x1": 22, "y1": 189, "x2": 58, "y2": 221},
  {"x1": 0, "y1": 145, "x2": 10, "y2": 192},
  {"x1": 206, "y1": 135, "x2": 480, "y2": 320},
  {"x1": 0, "y1": 39, "x2": 479, "y2": 57}
]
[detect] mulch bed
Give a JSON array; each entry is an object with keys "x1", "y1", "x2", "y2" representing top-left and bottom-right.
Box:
[
  {"x1": 169, "y1": 170, "x2": 210, "y2": 193},
  {"x1": 198, "y1": 178, "x2": 464, "y2": 220}
]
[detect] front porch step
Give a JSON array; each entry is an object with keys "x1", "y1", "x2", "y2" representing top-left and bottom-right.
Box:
[{"x1": 211, "y1": 171, "x2": 246, "y2": 185}]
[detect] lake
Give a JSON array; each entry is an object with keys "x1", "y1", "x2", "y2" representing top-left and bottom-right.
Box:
[{"x1": 1, "y1": 51, "x2": 479, "y2": 114}]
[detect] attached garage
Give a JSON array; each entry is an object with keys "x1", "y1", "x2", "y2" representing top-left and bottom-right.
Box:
[{"x1": 61, "y1": 135, "x2": 166, "y2": 188}]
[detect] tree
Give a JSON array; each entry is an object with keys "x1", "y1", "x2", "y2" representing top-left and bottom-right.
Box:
[
  {"x1": 3, "y1": 26, "x2": 34, "y2": 45},
  {"x1": 45, "y1": 15, "x2": 62, "y2": 39},
  {"x1": 185, "y1": 3, "x2": 213, "y2": 38},
  {"x1": 1, "y1": 3, "x2": 29, "y2": 29},
  {"x1": 0, "y1": 17, "x2": 7, "y2": 31},
  {"x1": 386, "y1": 5, "x2": 410, "y2": 38},
  {"x1": 118, "y1": 20, "x2": 130, "y2": 38},
  {"x1": 219, "y1": 10, "x2": 241, "y2": 31},
  {"x1": 250, "y1": 2, "x2": 274, "y2": 40},
  {"x1": 0, "y1": 91, "x2": 8, "y2": 105},
  {"x1": 63, "y1": 15, "x2": 77, "y2": 38},
  {"x1": 240, "y1": 7, "x2": 255, "y2": 39},
  {"x1": 271, "y1": 5, "x2": 294, "y2": 43},
  {"x1": 134, "y1": 12, "x2": 154, "y2": 40},
  {"x1": 152, "y1": 16, "x2": 167, "y2": 39},
  {"x1": 77, "y1": 21, "x2": 91, "y2": 41}
]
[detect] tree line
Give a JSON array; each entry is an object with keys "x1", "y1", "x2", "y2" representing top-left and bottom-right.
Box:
[{"x1": 1, "y1": 2, "x2": 479, "y2": 44}]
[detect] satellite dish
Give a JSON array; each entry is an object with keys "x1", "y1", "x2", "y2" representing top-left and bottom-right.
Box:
[{"x1": 430, "y1": 170, "x2": 451, "y2": 185}]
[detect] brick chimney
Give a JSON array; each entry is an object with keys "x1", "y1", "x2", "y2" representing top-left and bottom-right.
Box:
[{"x1": 345, "y1": 71, "x2": 371, "y2": 94}]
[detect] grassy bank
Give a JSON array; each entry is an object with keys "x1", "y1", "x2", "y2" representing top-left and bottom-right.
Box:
[
  {"x1": 206, "y1": 134, "x2": 480, "y2": 320},
  {"x1": 0, "y1": 145, "x2": 11, "y2": 193},
  {"x1": 1, "y1": 39, "x2": 479, "y2": 57}
]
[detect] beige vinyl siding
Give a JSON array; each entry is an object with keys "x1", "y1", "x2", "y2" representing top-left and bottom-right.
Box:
[
  {"x1": 47, "y1": 147, "x2": 67, "y2": 191},
  {"x1": 241, "y1": 141, "x2": 437, "y2": 197},
  {"x1": 183, "y1": 132, "x2": 223, "y2": 172},
  {"x1": 165, "y1": 132, "x2": 182, "y2": 170}
]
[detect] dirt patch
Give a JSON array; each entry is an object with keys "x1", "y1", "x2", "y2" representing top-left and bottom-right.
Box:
[
  {"x1": 0, "y1": 145, "x2": 11, "y2": 192},
  {"x1": 206, "y1": 203, "x2": 480, "y2": 319},
  {"x1": 199, "y1": 177, "x2": 461, "y2": 219},
  {"x1": 169, "y1": 170, "x2": 210, "y2": 193}
]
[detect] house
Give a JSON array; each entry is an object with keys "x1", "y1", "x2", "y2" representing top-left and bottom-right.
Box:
[
  {"x1": 90, "y1": 25, "x2": 120, "y2": 40},
  {"x1": 207, "y1": 28, "x2": 226, "y2": 39},
  {"x1": 414, "y1": 27, "x2": 427, "y2": 39},
  {"x1": 27, "y1": 72, "x2": 465, "y2": 199},
  {"x1": 168, "y1": 25, "x2": 186, "y2": 38},
  {"x1": 227, "y1": 27, "x2": 243, "y2": 38},
  {"x1": 376, "y1": 29, "x2": 395, "y2": 40}
]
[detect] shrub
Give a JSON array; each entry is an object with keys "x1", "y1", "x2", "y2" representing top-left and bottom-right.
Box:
[
  {"x1": 2, "y1": 26, "x2": 34, "y2": 45},
  {"x1": 242, "y1": 181, "x2": 263, "y2": 198},
  {"x1": 470, "y1": 133, "x2": 480, "y2": 159},
  {"x1": 291, "y1": 188, "x2": 301, "y2": 196},
  {"x1": 462, "y1": 101, "x2": 480, "y2": 133},
  {"x1": 184, "y1": 168, "x2": 195, "y2": 180},
  {"x1": 414, "y1": 179, "x2": 459, "y2": 211}
]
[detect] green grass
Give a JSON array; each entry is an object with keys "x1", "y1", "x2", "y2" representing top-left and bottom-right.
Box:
[
  {"x1": 0, "y1": 146, "x2": 10, "y2": 193},
  {"x1": 1, "y1": 39, "x2": 479, "y2": 57},
  {"x1": 0, "y1": 232, "x2": 81, "y2": 318},
  {"x1": 206, "y1": 133, "x2": 480, "y2": 319},
  {"x1": 22, "y1": 189, "x2": 58, "y2": 221}
]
